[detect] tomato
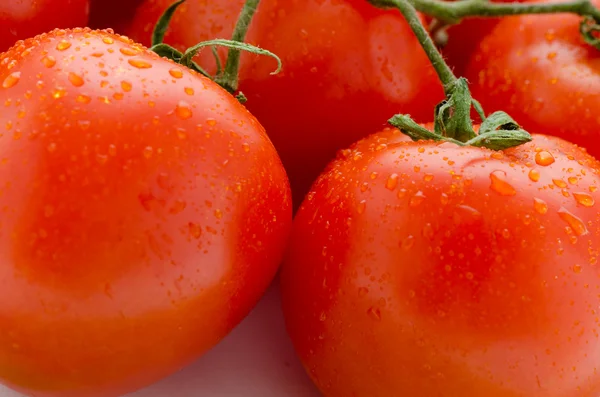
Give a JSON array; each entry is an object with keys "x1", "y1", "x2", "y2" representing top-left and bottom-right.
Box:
[
  {"x1": 0, "y1": 0, "x2": 90, "y2": 53},
  {"x1": 281, "y1": 126, "x2": 600, "y2": 397},
  {"x1": 0, "y1": 28, "x2": 291, "y2": 397},
  {"x1": 465, "y1": 2, "x2": 600, "y2": 159},
  {"x1": 125, "y1": 0, "x2": 444, "y2": 207},
  {"x1": 89, "y1": 0, "x2": 144, "y2": 33}
]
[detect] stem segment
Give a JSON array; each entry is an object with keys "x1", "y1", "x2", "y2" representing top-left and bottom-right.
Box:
[
  {"x1": 216, "y1": 0, "x2": 261, "y2": 93},
  {"x1": 408, "y1": 0, "x2": 600, "y2": 24}
]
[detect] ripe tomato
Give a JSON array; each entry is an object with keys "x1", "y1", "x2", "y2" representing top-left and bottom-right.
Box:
[
  {"x1": 465, "y1": 3, "x2": 600, "y2": 159},
  {"x1": 89, "y1": 0, "x2": 144, "y2": 33},
  {"x1": 126, "y1": 0, "x2": 444, "y2": 207},
  {"x1": 281, "y1": 126, "x2": 600, "y2": 397},
  {"x1": 0, "y1": 28, "x2": 291, "y2": 397},
  {"x1": 0, "y1": 0, "x2": 90, "y2": 52}
]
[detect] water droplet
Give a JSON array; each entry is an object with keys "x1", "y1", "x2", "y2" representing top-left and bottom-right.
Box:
[
  {"x1": 169, "y1": 68, "x2": 183, "y2": 78},
  {"x1": 489, "y1": 170, "x2": 516, "y2": 196},
  {"x1": 76, "y1": 94, "x2": 91, "y2": 104},
  {"x1": 242, "y1": 143, "x2": 250, "y2": 153},
  {"x1": 535, "y1": 151, "x2": 555, "y2": 166},
  {"x1": 188, "y1": 222, "x2": 202, "y2": 239},
  {"x1": 2, "y1": 72, "x2": 20, "y2": 88},
  {"x1": 142, "y1": 146, "x2": 153, "y2": 159},
  {"x1": 401, "y1": 235, "x2": 415, "y2": 251},
  {"x1": 102, "y1": 37, "x2": 114, "y2": 45},
  {"x1": 410, "y1": 191, "x2": 426, "y2": 207},
  {"x1": 68, "y1": 72, "x2": 84, "y2": 87},
  {"x1": 553, "y1": 179, "x2": 567, "y2": 188},
  {"x1": 422, "y1": 223, "x2": 434, "y2": 239},
  {"x1": 528, "y1": 169, "x2": 540, "y2": 182},
  {"x1": 370, "y1": 171, "x2": 379, "y2": 180},
  {"x1": 573, "y1": 192, "x2": 595, "y2": 207},
  {"x1": 175, "y1": 101, "x2": 193, "y2": 120},
  {"x1": 128, "y1": 58, "x2": 152, "y2": 69},
  {"x1": 573, "y1": 264, "x2": 582, "y2": 274},
  {"x1": 169, "y1": 200, "x2": 187, "y2": 214},
  {"x1": 206, "y1": 118, "x2": 217, "y2": 127},
  {"x1": 119, "y1": 47, "x2": 139, "y2": 56},
  {"x1": 357, "y1": 200, "x2": 366, "y2": 214},
  {"x1": 367, "y1": 306, "x2": 382, "y2": 321},
  {"x1": 56, "y1": 40, "x2": 71, "y2": 51},
  {"x1": 52, "y1": 87, "x2": 66, "y2": 99},
  {"x1": 440, "y1": 193, "x2": 449, "y2": 205},
  {"x1": 558, "y1": 207, "x2": 588, "y2": 236},
  {"x1": 385, "y1": 173, "x2": 398, "y2": 191},
  {"x1": 533, "y1": 198, "x2": 548, "y2": 214},
  {"x1": 358, "y1": 287, "x2": 368, "y2": 297},
  {"x1": 121, "y1": 80, "x2": 132, "y2": 92},
  {"x1": 214, "y1": 209, "x2": 223, "y2": 219},
  {"x1": 41, "y1": 55, "x2": 56, "y2": 68},
  {"x1": 568, "y1": 177, "x2": 578, "y2": 185},
  {"x1": 423, "y1": 173, "x2": 434, "y2": 182},
  {"x1": 184, "y1": 87, "x2": 194, "y2": 95}
]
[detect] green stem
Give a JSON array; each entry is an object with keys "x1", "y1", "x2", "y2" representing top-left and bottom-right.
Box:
[
  {"x1": 367, "y1": 0, "x2": 533, "y2": 150},
  {"x1": 409, "y1": 0, "x2": 600, "y2": 24},
  {"x1": 215, "y1": 0, "x2": 261, "y2": 93}
]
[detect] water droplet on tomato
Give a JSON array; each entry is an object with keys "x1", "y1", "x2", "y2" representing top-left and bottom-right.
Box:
[
  {"x1": 535, "y1": 151, "x2": 555, "y2": 166},
  {"x1": 423, "y1": 173, "x2": 434, "y2": 182},
  {"x1": 528, "y1": 169, "x2": 540, "y2": 182},
  {"x1": 169, "y1": 200, "x2": 187, "y2": 214},
  {"x1": 422, "y1": 223, "x2": 434, "y2": 240},
  {"x1": 2, "y1": 72, "x2": 20, "y2": 88},
  {"x1": 358, "y1": 287, "x2": 368, "y2": 297},
  {"x1": 169, "y1": 68, "x2": 183, "y2": 78},
  {"x1": 553, "y1": 179, "x2": 567, "y2": 188},
  {"x1": 56, "y1": 40, "x2": 71, "y2": 51},
  {"x1": 367, "y1": 306, "x2": 382, "y2": 321},
  {"x1": 573, "y1": 192, "x2": 595, "y2": 207},
  {"x1": 400, "y1": 235, "x2": 415, "y2": 251},
  {"x1": 68, "y1": 72, "x2": 84, "y2": 87},
  {"x1": 206, "y1": 118, "x2": 217, "y2": 127},
  {"x1": 533, "y1": 198, "x2": 548, "y2": 214},
  {"x1": 489, "y1": 170, "x2": 516, "y2": 196},
  {"x1": 410, "y1": 191, "x2": 426, "y2": 207},
  {"x1": 142, "y1": 146, "x2": 153, "y2": 159},
  {"x1": 568, "y1": 177, "x2": 578, "y2": 185},
  {"x1": 175, "y1": 101, "x2": 193, "y2": 120},
  {"x1": 573, "y1": 264, "x2": 582, "y2": 274},
  {"x1": 558, "y1": 207, "x2": 588, "y2": 236},
  {"x1": 76, "y1": 94, "x2": 91, "y2": 104},
  {"x1": 156, "y1": 173, "x2": 170, "y2": 190},
  {"x1": 128, "y1": 58, "x2": 152, "y2": 69},
  {"x1": 188, "y1": 222, "x2": 202, "y2": 239},
  {"x1": 102, "y1": 37, "x2": 114, "y2": 45},
  {"x1": 121, "y1": 80, "x2": 132, "y2": 92},
  {"x1": 357, "y1": 200, "x2": 366, "y2": 214},
  {"x1": 385, "y1": 173, "x2": 398, "y2": 191},
  {"x1": 184, "y1": 87, "x2": 194, "y2": 96},
  {"x1": 119, "y1": 47, "x2": 139, "y2": 56},
  {"x1": 214, "y1": 209, "x2": 223, "y2": 219},
  {"x1": 41, "y1": 55, "x2": 56, "y2": 68},
  {"x1": 52, "y1": 87, "x2": 66, "y2": 99},
  {"x1": 242, "y1": 143, "x2": 251, "y2": 153}
]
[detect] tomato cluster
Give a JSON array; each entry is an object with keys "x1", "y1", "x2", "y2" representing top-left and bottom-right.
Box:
[{"x1": 1, "y1": 0, "x2": 600, "y2": 396}]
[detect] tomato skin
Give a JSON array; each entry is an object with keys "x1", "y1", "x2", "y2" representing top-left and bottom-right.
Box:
[
  {"x1": 0, "y1": 28, "x2": 291, "y2": 397},
  {"x1": 281, "y1": 127, "x2": 600, "y2": 397},
  {"x1": 125, "y1": 0, "x2": 444, "y2": 207},
  {"x1": 465, "y1": 5, "x2": 600, "y2": 158},
  {"x1": 0, "y1": 0, "x2": 90, "y2": 52}
]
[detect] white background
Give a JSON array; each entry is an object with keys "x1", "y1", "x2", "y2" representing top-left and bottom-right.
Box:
[{"x1": 0, "y1": 280, "x2": 322, "y2": 397}]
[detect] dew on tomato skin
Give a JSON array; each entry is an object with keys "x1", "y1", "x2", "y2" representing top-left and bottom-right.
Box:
[
  {"x1": 128, "y1": 58, "x2": 152, "y2": 69},
  {"x1": 410, "y1": 191, "x2": 426, "y2": 207},
  {"x1": 68, "y1": 72, "x2": 84, "y2": 87},
  {"x1": 356, "y1": 200, "x2": 367, "y2": 214},
  {"x1": 529, "y1": 169, "x2": 541, "y2": 182},
  {"x1": 489, "y1": 170, "x2": 517, "y2": 196},
  {"x1": 175, "y1": 101, "x2": 193, "y2": 120},
  {"x1": 400, "y1": 235, "x2": 415, "y2": 251},
  {"x1": 121, "y1": 80, "x2": 132, "y2": 92},
  {"x1": 573, "y1": 264, "x2": 583, "y2": 274},
  {"x1": 2, "y1": 72, "x2": 20, "y2": 88},
  {"x1": 535, "y1": 150, "x2": 555, "y2": 166},
  {"x1": 553, "y1": 179, "x2": 567, "y2": 188},
  {"x1": 169, "y1": 68, "x2": 184, "y2": 79},
  {"x1": 52, "y1": 88, "x2": 66, "y2": 99},
  {"x1": 184, "y1": 87, "x2": 194, "y2": 96},
  {"x1": 56, "y1": 40, "x2": 72, "y2": 51},
  {"x1": 119, "y1": 47, "x2": 140, "y2": 56},
  {"x1": 573, "y1": 192, "x2": 595, "y2": 207},
  {"x1": 367, "y1": 306, "x2": 382, "y2": 321},
  {"x1": 206, "y1": 118, "x2": 217, "y2": 127},
  {"x1": 188, "y1": 223, "x2": 202, "y2": 239},
  {"x1": 533, "y1": 198, "x2": 548, "y2": 214},
  {"x1": 385, "y1": 173, "x2": 399, "y2": 191},
  {"x1": 358, "y1": 287, "x2": 369, "y2": 297},
  {"x1": 41, "y1": 55, "x2": 56, "y2": 68},
  {"x1": 142, "y1": 146, "x2": 153, "y2": 159},
  {"x1": 558, "y1": 207, "x2": 588, "y2": 236}
]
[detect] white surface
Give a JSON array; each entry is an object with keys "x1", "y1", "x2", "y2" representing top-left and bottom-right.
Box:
[{"x1": 0, "y1": 280, "x2": 322, "y2": 397}]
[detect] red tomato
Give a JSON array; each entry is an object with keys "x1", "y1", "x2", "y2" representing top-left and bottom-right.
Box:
[
  {"x1": 0, "y1": 28, "x2": 291, "y2": 397},
  {"x1": 281, "y1": 126, "x2": 600, "y2": 397},
  {"x1": 0, "y1": 0, "x2": 90, "y2": 52},
  {"x1": 465, "y1": 2, "x2": 600, "y2": 158},
  {"x1": 125, "y1": 0, "x2": 444, "y2": 207},
  {"x1": 89, "y1": 0, "x2": 144, "y2": 33}
]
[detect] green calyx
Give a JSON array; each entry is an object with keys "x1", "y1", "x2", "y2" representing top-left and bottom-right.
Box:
[{"x1": 148, "y1": 0, "x2": 281, "y2": 98}]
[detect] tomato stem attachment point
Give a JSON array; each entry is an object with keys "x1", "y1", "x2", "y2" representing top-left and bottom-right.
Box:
[{"x1": 368, "y1": 0, "x2": 532, "y2": 150}]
